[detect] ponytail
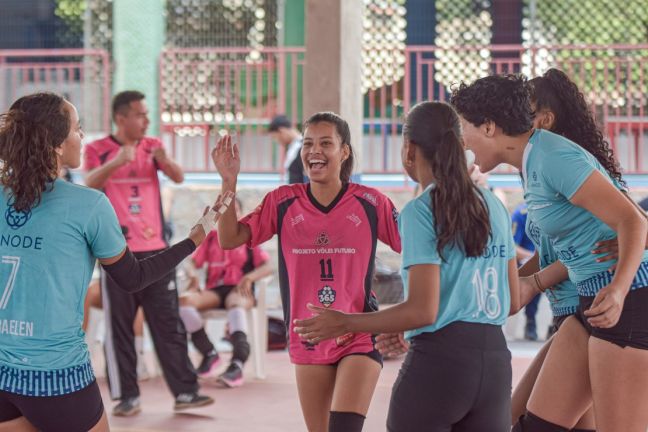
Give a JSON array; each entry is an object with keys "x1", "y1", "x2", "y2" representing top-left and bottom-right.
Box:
[{"x1": 405, "y1": 102, "x2": 491, "y2": 259}]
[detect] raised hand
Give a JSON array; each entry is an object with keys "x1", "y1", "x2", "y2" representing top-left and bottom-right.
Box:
[{"x1": 211, "y1": 134, "x2": 240, "y2": 183}]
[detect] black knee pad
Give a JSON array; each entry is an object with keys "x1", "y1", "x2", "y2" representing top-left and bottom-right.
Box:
[
  {"x1": 231, "y1": 331, "x2": 250, "y2": 363},
  {"x1": 329, "y1": 411, "x2": 365, "y2": 432},
  {"x1": 512, "y1": 412, "x2": 569, "y2": 432}
]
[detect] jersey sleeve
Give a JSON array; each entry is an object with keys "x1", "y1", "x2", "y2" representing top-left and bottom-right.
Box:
[
  {"x1": 541, "y1": 145, "x2": 596, "y2": 199},
  {"x1": 252, "y1": 246, "x2": 270, "y2": 267},
  {"x1": 84, "y1": 194, "x2": 127, "y2": 259},
  {"x1": 239, "y1": 191, "x2": 279, "y2": 248},
  {"x1": 83, "y1": 143, "x2": 101, "y2": 171},
  {"x1": 377, "y1": 194, "x2": 402, "y2": 253},
  {"x1": 399, "y1": 199, "x2": 440, "y2": 268}
]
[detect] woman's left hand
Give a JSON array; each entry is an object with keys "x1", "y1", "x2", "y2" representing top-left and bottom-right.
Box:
[
  {"x1": 583, "y1": 284, "x2": 627, "y2": 328},
  {"x1": 293, "y1": 303, "x2": 349, "y2": 344}
]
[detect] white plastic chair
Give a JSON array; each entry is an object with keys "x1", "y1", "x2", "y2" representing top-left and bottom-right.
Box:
[{"x1": 201, "y1": 275, "x2": 271, "y2": 380}]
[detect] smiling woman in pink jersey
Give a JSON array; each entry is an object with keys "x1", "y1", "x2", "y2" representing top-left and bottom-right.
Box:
[{"x1": 213, "y1": 112, "x2": 401, "y2": 432}]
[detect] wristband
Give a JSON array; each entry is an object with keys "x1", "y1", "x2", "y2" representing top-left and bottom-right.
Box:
[
  {"x1": 197, "y1": 195, "x2": 233, "y2": 233},
  {"x1": 533, "y1": 272, "x2": 546, "y2": 293}
]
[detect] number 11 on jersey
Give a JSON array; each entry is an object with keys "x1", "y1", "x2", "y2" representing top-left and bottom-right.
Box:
[{"x1": 319, "y1": 258, "x2": 334, "y2": 281}]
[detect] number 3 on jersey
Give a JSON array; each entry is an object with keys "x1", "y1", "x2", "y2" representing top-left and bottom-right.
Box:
[
  {"x1": 0, "y1": 256, "x2": 20, "y2": 310},
  {"x1": 472, "y1": 267, "x2": 501, "y2": 319}
]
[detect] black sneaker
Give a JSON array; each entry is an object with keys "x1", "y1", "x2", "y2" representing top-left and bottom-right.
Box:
[
  {"x1": 217, "y1": 363, "x2": 244, "y2": 388},
  {"x1": 174, "y1": 392, "x2": 214, "y2": 411},
  {"x1": 113, "y1": 397, "x2": 141, "y2": 417},
  {"x1": 196, "y1": 350, "x2": 221, "y2": 377}
]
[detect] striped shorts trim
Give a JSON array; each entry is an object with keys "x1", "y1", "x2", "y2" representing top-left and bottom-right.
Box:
[
  {"x1": 575, "y1": 261, "x2": 648, "y2": 296},
  {"x1": 0, "y1": 361, "x2": 94, "y2": 397}
]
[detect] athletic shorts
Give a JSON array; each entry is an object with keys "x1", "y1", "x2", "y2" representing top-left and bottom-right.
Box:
[
  {"x1": 387, "y1": 322, "x2": 511, "y2": 432},
  {"x1": 576, "y1": 287, "x2": 648, "y2": 350},
  {"x1": 330, "y1": 348, "x2": 383, "y2": 368},
  {"x1": 205, "y1": 285, "x2": 236, "y2": 308},
  {"x1": 0, "y1": 380, "x2": 104, "y2": 432}
]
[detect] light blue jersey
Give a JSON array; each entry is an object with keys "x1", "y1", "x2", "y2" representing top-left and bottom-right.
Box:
[
  {"x1": 399, "y1": 186, "x2": 515, "y2": 340},
  {"x1": 0, "y1": 179, "x2": 125, "y2": 396},
  {"x1": 526, "y1": 217, "x2": 579, "y2": 317},
  {"x1": 523, "y1": 129, "x2": 648, "y2": 296}
]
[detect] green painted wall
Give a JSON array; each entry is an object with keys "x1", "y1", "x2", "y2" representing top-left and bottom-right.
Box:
[
  {"x1": 282, "y1": 0, "x2": 304, "y2": 124},
  {"x1": 112, "y1": 0, "x2": 164, "y2": 135}
]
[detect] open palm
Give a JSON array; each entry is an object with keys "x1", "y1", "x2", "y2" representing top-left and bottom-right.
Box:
[{"x1": 211, "y1": 134, "x2": 241, "y2": 181}]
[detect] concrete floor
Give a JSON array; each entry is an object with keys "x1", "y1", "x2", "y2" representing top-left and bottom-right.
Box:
[{"x1": 100, "y1": 345, "x2": 538, "y2": 432}]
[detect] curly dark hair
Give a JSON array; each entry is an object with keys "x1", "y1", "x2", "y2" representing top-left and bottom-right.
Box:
[
  {"x1": 405, "y1": 101, "x2": 491, "y2": 259},
  {"x1": 303, "y1": 112, "x2": 354, "y2": 183},
  {"x1": 529, "y1": 68, "x2": 625, "y2": 187},
  {"x1": 0, "y1": 93, "x2": 70, "y2": 212},
  {"x1": 450, "y1": 74, "x2": 533, "y2": 136}
]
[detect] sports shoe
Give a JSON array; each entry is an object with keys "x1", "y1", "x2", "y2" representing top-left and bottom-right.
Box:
[
  {"x1": 217, "y1": 363, "x2": 244, "y2": 388},
  {"x1": 196, "y1": 350, "x2": 221, "y2": 377},
  {"x1": 173, "y1": 392, "x2": 214, "y2": 411},
  {"x1": 112, "y1": 397, "x2": 141, "y2": 417}
]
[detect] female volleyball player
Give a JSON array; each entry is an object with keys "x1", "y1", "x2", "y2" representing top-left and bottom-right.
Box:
[
  {"x1": 452, "y1": 74, "x2": 648, "y2": 432},
  {"x1": 0, "y1": 93, "x2": 230, "y2": 432},
  {"x1": 212, "y1": 112, "x2": 401, "y2": 432},
  {"x1": 294, "y1": 101, "x2": 520, "y2": 431}
]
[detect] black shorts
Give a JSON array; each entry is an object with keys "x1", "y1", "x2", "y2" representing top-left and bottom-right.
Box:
[
  {"x1": 206, "y1": 285, "x2": 236, "y2": 309},
  {"x1": 331, "y1": 348, "x2": 383, "y2": 368},
  {"x1": 0, "y1": 380, "x2": 104, "y2": 432},
  {"x1": 576, "y1": 287, "x2": 648, "y2": 350},
  {"x1": 387, "y1": 322, "x2": 511, "y2": 432}
]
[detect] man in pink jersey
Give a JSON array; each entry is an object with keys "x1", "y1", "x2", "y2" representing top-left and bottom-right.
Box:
[{"x1": 84, "y1": 91, "x2": 212, "y2": 416}]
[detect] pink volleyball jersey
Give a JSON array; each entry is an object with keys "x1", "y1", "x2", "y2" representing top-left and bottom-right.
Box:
[
  {"x1": 84, "y1": 136, "x2": 166, "y2": 252},
  {"x1": 193, "y1": 230, "x2": 270, "y2": 289},
  {"x1": 240, "y1": 183, "x2": 401, "y2": 364}
]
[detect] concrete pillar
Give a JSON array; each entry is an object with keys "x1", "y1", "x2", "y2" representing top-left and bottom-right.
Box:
[
  {"x1": 304, "y1": 0, "x2": 364, "y2": 178},
  {"x1": 112, "y1": 0, "x2": 164, "y2": 135}
]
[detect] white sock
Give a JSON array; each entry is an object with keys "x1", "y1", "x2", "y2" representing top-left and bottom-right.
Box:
[
  {"x1": 135, "y1": 335, "x2": 144, "y2": 355},
  {"x1": 227, "y1": 307, "x2": 248, "y2": 334},
  {"x1": 179, "y1": 306, "x2": 204, "y2": 333}
]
